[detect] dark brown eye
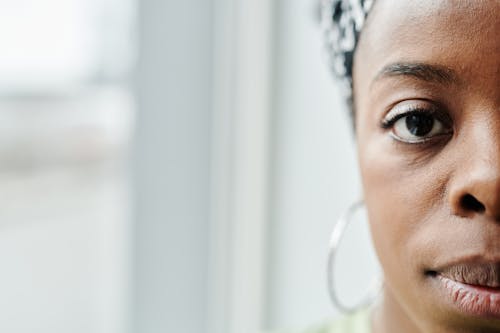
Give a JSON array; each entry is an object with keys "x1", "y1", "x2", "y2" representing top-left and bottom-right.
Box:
[
  {"x1": 405, "y1": 114, "x2": 434, "y2": 137},
  {"x1": 392, "y1": 113, "x2": 447, "y2": 143}
]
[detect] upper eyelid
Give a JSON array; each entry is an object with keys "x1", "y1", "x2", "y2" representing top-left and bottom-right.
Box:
[
  {"x1": 381, "y1": 103, "x2": 453, "y2": 129},
  {"x1": 381, "y1": 107, "x2": 437, "y2": 129}
]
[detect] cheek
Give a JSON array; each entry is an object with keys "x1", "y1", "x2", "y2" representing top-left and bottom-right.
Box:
[{"x1": 356, "y1": 136, "x2": 447, "y2": 289}]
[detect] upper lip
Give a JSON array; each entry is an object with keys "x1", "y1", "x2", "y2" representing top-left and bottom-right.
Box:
[{"x1": 435, "y1": 262, "x2": 500, "y2": 288}]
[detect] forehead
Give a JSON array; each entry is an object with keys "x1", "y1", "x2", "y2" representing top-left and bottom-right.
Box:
[{"x1": 353, "y1": 0, "x2": 499, "y2": 94}]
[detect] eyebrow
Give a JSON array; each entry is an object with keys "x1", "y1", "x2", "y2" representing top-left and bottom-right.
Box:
[{"x1": 371, "y1": 62, "x2": 459, "y2": 88}]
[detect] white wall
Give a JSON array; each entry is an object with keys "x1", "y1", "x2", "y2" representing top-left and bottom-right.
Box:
[
  {"x1": 130, "y1": 0, "x2": 380, "y2": 331},
  {"x1": 266, "y1": 0, "x2": 378, "y2": 329},
  {"x1": 132, "y1": 1, "x2": 213, "y2": 332}
]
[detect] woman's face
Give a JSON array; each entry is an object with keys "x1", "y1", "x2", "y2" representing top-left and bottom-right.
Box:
[{"x1": 353, "y1": 1, "x2": 499, "y2": 332}]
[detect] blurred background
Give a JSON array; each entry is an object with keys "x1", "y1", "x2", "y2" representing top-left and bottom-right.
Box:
[{"x1": 0, "y1": 0, "x2": 378, "y2": 332}]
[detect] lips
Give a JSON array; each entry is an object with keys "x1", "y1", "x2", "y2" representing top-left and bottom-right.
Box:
[
  {"x1": 431, "y1": 262, "x2": 500, "y2": 318},
  {"x1": 438, "y1": 263, "x2": 500, "y2": 288}
]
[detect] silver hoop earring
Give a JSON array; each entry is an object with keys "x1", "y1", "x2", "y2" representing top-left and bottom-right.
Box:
[{"x1": 327, "y1": 200, "x2": 382, "y2": 313}]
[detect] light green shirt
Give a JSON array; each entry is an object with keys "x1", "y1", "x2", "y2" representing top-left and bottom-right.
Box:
[{"x1": 268, "y1": 307, "x2": 372, "y2": 333}]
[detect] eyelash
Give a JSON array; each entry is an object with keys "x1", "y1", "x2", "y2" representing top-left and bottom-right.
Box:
[
  {"x1": 381, "y1": 107, "x2": 439, "y2": 129},
  {"x1": 380, "y1": 106, "x2": 453, "y2": 143}
]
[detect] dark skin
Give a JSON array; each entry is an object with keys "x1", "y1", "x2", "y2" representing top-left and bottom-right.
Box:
[{"x1": 352, "y1": 1, "x2": 500, "y2": 332}]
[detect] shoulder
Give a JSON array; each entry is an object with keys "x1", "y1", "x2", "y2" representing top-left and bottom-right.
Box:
[{"x1": 264, "y1": 307, "x2": 372, "y2": 333}]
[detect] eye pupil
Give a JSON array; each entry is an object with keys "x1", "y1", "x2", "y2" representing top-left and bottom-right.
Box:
[{"x1": 405, "y1": 114, "x2": 434, "y2": 136}]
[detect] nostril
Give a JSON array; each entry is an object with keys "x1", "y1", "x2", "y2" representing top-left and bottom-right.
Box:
[{"x1": 460, "y1": 194, "x2": 485, "y2": 213}]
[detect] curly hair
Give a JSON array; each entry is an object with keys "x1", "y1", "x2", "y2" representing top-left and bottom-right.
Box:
[{"x1": 321, "y1": 0, "x2": 375, "y2": 110}]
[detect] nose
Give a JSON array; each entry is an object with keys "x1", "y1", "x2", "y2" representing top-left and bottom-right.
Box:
[
  {"x1": 448, "y1": 124, "x2": 500, "y2": 221},
  {"x1": 450, "y1": 170, "x2": 500, "y2": 220}
]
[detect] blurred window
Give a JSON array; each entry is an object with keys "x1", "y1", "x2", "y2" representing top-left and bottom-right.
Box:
[
  {"x1": 0, "y1": 0, "x2": 134, "y2": 90},
  {"x1": 0, "y1": 1, "x2": 135, "y2": 332}
]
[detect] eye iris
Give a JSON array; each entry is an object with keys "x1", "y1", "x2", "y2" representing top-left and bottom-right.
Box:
[{"x1": 405, "y1": 114, "x2": 434, "y2": 136}]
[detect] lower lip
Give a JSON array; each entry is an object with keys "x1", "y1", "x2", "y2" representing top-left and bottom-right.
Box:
[{"x1": 436, "y1": 275, "x2": 500, "y2": 318}]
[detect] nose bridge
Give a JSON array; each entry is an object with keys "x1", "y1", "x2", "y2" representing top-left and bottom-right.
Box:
[
  {"x1": 474, "y1": 120, "x2": 500, "y2": 172},
  {"x1": 448, "y1": 109, "x2": 500, "y2": 222},
  {"x1": 461, "y1": 113, "x2": 500, "y2": 219}
]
